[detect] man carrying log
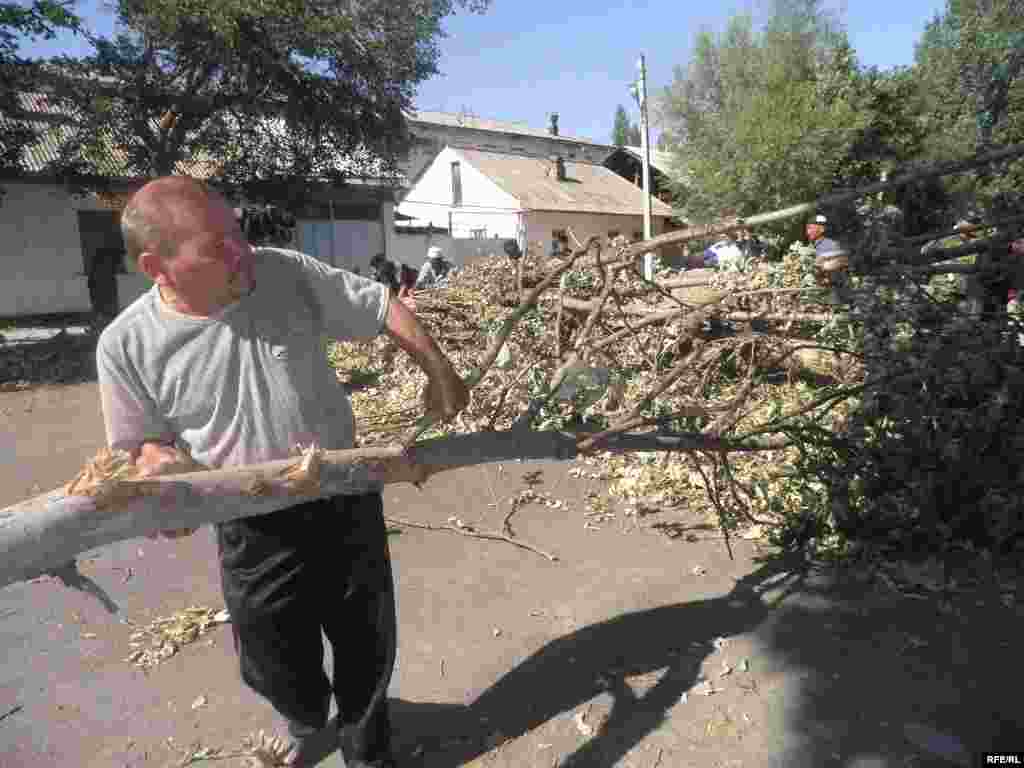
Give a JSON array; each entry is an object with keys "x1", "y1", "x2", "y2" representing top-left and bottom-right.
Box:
[{"x1": 96, "y1": 176, "x2": 469, "y2": 767}]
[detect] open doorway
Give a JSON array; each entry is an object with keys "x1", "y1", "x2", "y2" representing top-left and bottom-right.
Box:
[{"x1": 77, "y1": 210, "x2": 126, "y2": 325}]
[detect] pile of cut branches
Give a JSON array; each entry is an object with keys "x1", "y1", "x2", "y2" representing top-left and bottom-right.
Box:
[{"x1": 330, "y1": 232, "x2": 856, "y2": 547}]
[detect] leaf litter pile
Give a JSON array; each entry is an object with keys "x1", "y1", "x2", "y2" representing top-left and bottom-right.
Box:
[{"x1": 125, "y1": 606, "x2": 230, "y2": 670}]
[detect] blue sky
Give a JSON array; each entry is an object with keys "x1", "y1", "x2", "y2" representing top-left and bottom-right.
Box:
[{"x1": 17, "y1": 0, "x2": 947, "y2": 145}]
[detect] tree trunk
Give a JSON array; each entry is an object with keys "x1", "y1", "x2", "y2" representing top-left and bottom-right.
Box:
[{"x1": 0, "y1": 429, "x2": 788, "y2": 589}]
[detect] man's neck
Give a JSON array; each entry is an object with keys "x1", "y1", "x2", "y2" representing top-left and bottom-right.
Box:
[{"x1": 158, "y1": 286, "x2": 227, "y2": 318}]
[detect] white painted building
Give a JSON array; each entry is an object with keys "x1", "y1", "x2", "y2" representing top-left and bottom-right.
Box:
[
  {"x1": 396, "y1": 146, "x2": 676, "y2": 263},
  {"x1": 0, "y1": 181, "x2": 150, "y2": 317},
  {"x1": 0, "y1": 179, "x2": 399, "y2": 319},
  {"x1": 1, "y1": 92, "x2": 400, "y2": 318},
  {"x1": 404, "y1": 111, "x2": 613, "y2": 182}
]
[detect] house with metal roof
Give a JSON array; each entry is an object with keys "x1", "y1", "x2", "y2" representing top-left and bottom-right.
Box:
[
  {"x1": 0, "y1": 92, "x2": 400, "y2": 319},
  {"x1": 403, "y1": 110, "x2": 614, "y2": 182},
  {"x1": 602, "y1": 145, "x2": 682, "y2": 207},
  {"x1": 395, "y1": 146, "x2": 680, "y2": 265}
]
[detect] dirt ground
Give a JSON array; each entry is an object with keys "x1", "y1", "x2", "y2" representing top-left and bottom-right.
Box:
[{"x1": 1, "y1": 382, "x2": 1022, "y2": 768}]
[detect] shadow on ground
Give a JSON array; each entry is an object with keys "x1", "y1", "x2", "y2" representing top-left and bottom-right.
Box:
[
  {"x1": 0, "y1": 328, "x2": 99, "y2": 387},
  {"x1": 386, "y1": 554, "x2": 1022, "y2": 767}
]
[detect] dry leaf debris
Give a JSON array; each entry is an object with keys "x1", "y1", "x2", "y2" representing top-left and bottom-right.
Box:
[
  {"x1": 241, "y1": 730, "x2": 293, "y2": 768},
  {"x1": 125, "y1": 606, "x2": 230, "y2": 670},
  {"x1": 573, "y1": 710, "x2": 595, "y2": 738}
]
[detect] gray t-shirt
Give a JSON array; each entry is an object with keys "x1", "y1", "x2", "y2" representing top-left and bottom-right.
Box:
[{"x1": 96, "y1": 247, "x2": 389, "y2": 469}]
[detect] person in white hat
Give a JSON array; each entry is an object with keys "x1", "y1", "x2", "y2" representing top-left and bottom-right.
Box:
[
  {"x1": 415, "y1": 245, "x2": 453, "y2": 290},
  {"x1": 806, "y1": 213, "x2": 844, "y2": 260},
  {"x1": 807, "y1": 213, "x2": 851, "y2": 304}
]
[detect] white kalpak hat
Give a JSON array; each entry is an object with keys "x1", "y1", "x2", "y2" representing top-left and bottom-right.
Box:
[{"x1": 427, "y1": 246, "x2": 444, "y2": 260}]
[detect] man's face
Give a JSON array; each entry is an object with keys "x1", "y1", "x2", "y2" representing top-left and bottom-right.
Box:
[
  {"x1": 806, "y1": 222, "x2": 825, "y2": 242},
  {"x1": 152, "y1": 195, "x2": 255, "y2": 311}
]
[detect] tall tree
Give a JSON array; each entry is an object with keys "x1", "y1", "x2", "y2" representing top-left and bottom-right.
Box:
[
  {"x1": 913, "y1": 0, "x2": 1024, "y2": 211},
  {"x1": 612, "y1": 104, "x2": 631, "y2": 146},
  {"x1": 35, "y1": 0, "x2": 488, "y2": 198},
  {"x1": 0, "y1": 1, "x2": 80, "y2": 174},
  {"x1": 658, "y1": 0, "x2": 924, "y2": 226},
  {"x1": 626, "y1": 122, "x2": 641, "y2": 146}
]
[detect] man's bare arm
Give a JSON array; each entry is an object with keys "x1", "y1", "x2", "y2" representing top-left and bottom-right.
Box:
[{"x1": 383, "y1": 296, "x2": 469, "y2": 419}]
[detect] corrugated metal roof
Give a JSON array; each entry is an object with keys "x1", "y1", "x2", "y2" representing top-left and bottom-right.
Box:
[
  {"x1": 1, "y1": 92, "x2": 219, "y2": 178},
  {"x1": 2, "y1": 91, "x2": 394, "y2": 182},
  {"x1": 409, "y1": 110, "x2": 609, "y2": 148},
  {"x1": 452, "y1": 148, "x2": 674, "y2": 217}
]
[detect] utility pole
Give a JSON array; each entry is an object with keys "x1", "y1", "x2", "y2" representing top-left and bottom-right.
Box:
[{"x1": 635, "y1": 54, "x2": 654, "y2": 281}]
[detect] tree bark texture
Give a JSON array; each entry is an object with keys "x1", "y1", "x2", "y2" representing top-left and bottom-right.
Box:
[{"x1": 0, "y1": 429, "x2": 786, "y2": 589}]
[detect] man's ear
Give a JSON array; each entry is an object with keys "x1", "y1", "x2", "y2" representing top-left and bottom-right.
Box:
[{"x1": 137, "y1": 251, "x2": 167, "y2": 285}]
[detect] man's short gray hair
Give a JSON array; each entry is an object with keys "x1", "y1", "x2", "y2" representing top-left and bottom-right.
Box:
[
  {"x1": 121, "y1": 201, "x2": 169, "y2": 269},
  {"x1": 120, "y1": 177, "x2": 226, "y2": 269}
]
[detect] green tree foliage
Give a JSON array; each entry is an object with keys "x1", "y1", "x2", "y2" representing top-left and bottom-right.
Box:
[
  {"x1": 0, "y1": 1, "x2": 80, "y2": 172},
  {"x1": 612, "y1": 104, "x2": 630, "y2": 146},
  {"x1": 612, "y1": 103, "x2": 642, "y2": 147},
  {"x1": 36, "y1": 0, "x2": 488, "y2": 195},
  {"x1": 913, "y1": 0, "x2": 1024, "y2": 213},
  {"x1": 627, "y1": 122, "x2": 641, "y2": 146},
  {"x1": 659, "y1": 1, "x2": 924, "y2": 228}
]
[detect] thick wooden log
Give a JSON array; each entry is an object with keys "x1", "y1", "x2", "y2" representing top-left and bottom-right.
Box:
[{"x1": 0, "y1": 429, "x2": 788, "y2": 589}]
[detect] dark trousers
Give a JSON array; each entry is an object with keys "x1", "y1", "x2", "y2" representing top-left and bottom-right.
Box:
[{"x1": 215, "y1": 493, "x2": 396, "y2": 761}]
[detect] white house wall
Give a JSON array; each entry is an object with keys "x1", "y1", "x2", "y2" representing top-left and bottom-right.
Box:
[
  {"x1": 522, "y1": 211, "x2": 670, "y2": 259},
  {"x1": 0, "y1": 182, "x2": 91, "y2": 317},
  {"x1": 398, "y1": 147, "x2": 522, "y2": 240},
  {"x1": 390, "y1": 232, "x2": 455, "y2": 269}
]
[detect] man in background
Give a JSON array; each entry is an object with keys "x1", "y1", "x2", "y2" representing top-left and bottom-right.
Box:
[{"x1": 415, "y1": 246, "x2": 454, "y2": 289}]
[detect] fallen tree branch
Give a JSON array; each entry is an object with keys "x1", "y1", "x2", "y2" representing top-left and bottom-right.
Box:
[
  {"x1": 558, "y1": 141, "x2": 1024, "y2": 272},
  {"x1": 891, "y1": 211, "x2": 1024, "y2": 248},
  {"x1": 384, "y1": 515, "x2": 559, "y2": 562},
  {"x1": 402, "y1": 237, "x2": 597, "y2": 445},
  {"x1": 561, "y1": 296, "x2": 839, "y2": 325},
  {"x1": 0, "y1": 428, "x2": 789, "y2": 589}
]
